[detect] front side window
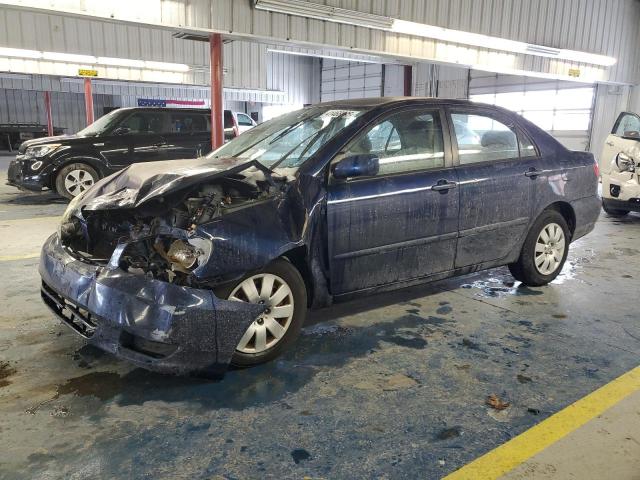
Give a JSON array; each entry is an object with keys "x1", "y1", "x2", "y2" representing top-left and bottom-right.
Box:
[
  {"x1": 343, "y1": 110, "x2": 445, "y2": 176},
  {"x1": 119, "y1": 112, "x2": 165, "y2": 134},
  {"x1": 237, "y1": 113, "x2": 254, "y2": 126},
  {"x1": 169, "y1": 112, "x2": 208, "y2": 133},
  {"x1": 451, "y1": 113, "x2": 519, "y2": 164},
  {"x1": 614, "y1": 113, "x2": 640, "y2": 137}
]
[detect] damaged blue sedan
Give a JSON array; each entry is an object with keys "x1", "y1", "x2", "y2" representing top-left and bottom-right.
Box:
[{"x1": 39, "y1": 98, "x2": 600, "y2": 376}]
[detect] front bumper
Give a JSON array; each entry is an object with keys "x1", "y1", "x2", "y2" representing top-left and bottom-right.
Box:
[
  {"x1": 603, "y1": 197, "x2": 640, "y2": 213},
  {"x1": 7, "y1": 157, "x2": 49, "y2": 191},
  {"x1": 39, "y1": 234, "x2": 264, "y2": 376}
]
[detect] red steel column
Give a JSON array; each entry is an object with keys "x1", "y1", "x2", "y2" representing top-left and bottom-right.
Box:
[
  {"x1": 84, "y1": 78, "x2": 94, "y2": 126},
  {"x1": 43, "y1": 91, "x2": 54, "y2": 136},
  {"x1": 209, "y1": 33, "x2": 224, "y2": 149}
]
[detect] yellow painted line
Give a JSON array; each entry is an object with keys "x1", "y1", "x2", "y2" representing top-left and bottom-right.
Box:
[
  {"x1": 0, "y1": 253, "x2": 40, "y2": 262},
  {"x1": 444, "y1": 365, "x2": 640, "y2": 480}
]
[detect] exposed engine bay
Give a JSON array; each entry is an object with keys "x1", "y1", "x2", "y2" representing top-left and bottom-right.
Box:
[{"x1": 59, "y1": 171, "x2": 283, "y2": 286}]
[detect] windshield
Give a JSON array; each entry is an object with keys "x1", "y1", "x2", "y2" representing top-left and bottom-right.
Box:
[
  {"x1": 77, "y1": 109, "x2": 125, "y2": 137},
  {"x1": 206, "y1": 106, "x2": 366, "y2": 172}
]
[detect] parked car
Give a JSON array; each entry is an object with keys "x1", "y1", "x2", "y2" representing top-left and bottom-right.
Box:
[
  {"x1": 39, "y1": 98, "x2": 600, "y2": 376},
  {"x1": 224, "y1": 110, "x2": 257, "y2": 141},
  {"x1": 7, "y1": 107, "x2": 255, "y2": 199},
  {"x1": 599, "y1": 111, "x2": 640, "y2": 216}
]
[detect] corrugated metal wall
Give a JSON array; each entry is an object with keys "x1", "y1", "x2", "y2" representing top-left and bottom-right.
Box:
[
  {"x1": 413, "y1": 64, "x2": 469, "y2": 99},
  {"x1": 5, "y1": 0, "x2": 636, "y2": 84},
  {"x1": 320, "y1": 60, "x2": 382, "y2": 101}
]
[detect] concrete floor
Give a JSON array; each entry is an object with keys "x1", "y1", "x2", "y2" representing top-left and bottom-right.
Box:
[{"x1": 1, "y1": 151, "x2": 639, "y2": 479}]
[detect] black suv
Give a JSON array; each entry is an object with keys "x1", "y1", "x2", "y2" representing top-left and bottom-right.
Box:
[{"x1": 7, "y1": 107, "x2": 224, "y2": 199}]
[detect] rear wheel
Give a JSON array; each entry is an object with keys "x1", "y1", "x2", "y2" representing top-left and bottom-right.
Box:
[
  {"x1": 509, "y1": 210, "x2": 570, "y2": 287},
  {"x1": 55, "y1": 163, "x2": 99, "y2": 199},
  {"x1": 602, "y1": 201, "x2": 629, "y2": 217},
  {"x1": 215, "y1": 259, "x2": 307, "y2": 367}
]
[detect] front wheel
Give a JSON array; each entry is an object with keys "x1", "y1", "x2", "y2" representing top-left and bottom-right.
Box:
[
  {"x1": 509, "y1": 210, "x2": 570, "y2": 287},
  {"x1": 215, "y1": 259, "x2": 307, "y2": 367},
  {"x1": 55, "y1": 163, "x2": 99, "y2": 199}
]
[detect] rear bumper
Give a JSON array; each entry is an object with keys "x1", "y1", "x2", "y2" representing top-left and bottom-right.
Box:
[
  {"x1": 570, "y1": 195, "x2": 601, "y2": 241},
  {"x1": 39, "y1": 234, "x2": 264, "y2": 376}
]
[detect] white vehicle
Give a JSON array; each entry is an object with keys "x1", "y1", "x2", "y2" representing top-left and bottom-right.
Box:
[
  {"x1": 224, "y1": 110, "x2": 257, "y2": 141},
  {"x1": 600, "y1": 111, "x2": 640, "y2": 216}
]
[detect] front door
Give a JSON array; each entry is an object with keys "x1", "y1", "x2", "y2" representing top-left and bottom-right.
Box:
[
  {"x1": 449, "y1": 108, "x2": 539, "y2": 267},
  {"x1": 106, "y1": 110, "x2": 170, "y2": 167},
  {"x1": 327, "y1": 107, "x2": 459, "y2": 295}
]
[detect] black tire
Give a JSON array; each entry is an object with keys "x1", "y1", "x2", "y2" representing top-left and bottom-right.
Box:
[
  {"x1": 602, "y1": 201, "x2": 629, "y2": 217},
  {"x1": 214, "y1": 258, "x2": 307, "y2": 367},
  {"x1": 54, "y1": 163, "x2": 99, "y2": 200},
  {"x1": 508, "y1": 209, "x2": 570, "y2": 287}
]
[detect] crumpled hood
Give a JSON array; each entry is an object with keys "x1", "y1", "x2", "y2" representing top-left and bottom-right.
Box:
[{"x1": 78, "y1": 157, "x2": 259, "y2": 211}]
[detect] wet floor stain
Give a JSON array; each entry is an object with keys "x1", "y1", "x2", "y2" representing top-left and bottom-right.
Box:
[
  {"x1": 57, "y1": 371, "x2": 125, "y2": 401},
  {"x1": 291, "y1": 448, "x2": 311, "y2": 464},
  {"x1": 461, "y1": 278, "x2": 543, "y2": 297},
  {"x1": 0, "y1": 361, "x2": 17, "y2": 388},
  {"x1": 436, "y1": 305, "x2": 453, "y2": 315},
  {"x1": 435, "y1": 426, "x2": 462, "y2": 441},
  {"x1": 517, "y1": 374, "x2": 532, "y2": 384}
]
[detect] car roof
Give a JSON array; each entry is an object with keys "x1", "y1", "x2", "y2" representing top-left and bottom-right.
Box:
[
  {"x1": 316, "y1": 97, "x2": 478, "y2": 108},
  {"x1": 115, "y1": 107, "x2": 211, "y2": 114}
]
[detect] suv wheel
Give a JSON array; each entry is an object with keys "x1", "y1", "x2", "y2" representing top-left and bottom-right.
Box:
[
  {"x1": 55, "y1": 163, "x2": 99, "y2": 199},
  {"x1": 509, "y1": 210, "x2": 570, "y2": 287},
  {"x1": 215, "y1": 258, "x2": 307, "y2": 367}
]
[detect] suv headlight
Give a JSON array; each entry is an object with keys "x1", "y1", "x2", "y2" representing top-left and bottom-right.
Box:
[
  {"x1": 616, "y1": 152, "x2": 636, "y2": 173},
  {"x1": 24, "y1": 144, "x2": 61, "y2": 159}
]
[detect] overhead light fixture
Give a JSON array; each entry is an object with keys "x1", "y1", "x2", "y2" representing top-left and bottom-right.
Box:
[
  {"x1": 42, "y1": 52, "x2": 97, "y2": 64},
  {"x1": 254, "y1": 0, "x2": 617, "y2": 67},
  {"x1": 254, "y1": 0, "x2": 393, "y2": 29},
  {"x1": 0, "y1": 47, "x2": 41, "y2": 59},
  {"x1": 267, "y1": 48, "x2": 382, "y2": 64},
  {"x1": 98, "y1": 56, "x2": 145, "y2": 68},
  {"x1": 144, "y1": 61, "x2": 190, "y2": 72}
]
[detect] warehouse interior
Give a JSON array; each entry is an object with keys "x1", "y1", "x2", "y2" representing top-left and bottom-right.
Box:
[{"x1": 1, "y1": 1, "x2": 640, "y2": 479}]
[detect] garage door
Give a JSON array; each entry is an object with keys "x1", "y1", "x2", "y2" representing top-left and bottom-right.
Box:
[
  {"x1": 469, "y1": 72, "x2": 595, "y2": 151},
  {"x1": 321, "y1": 60, "x2": 382, "y2": 101}
]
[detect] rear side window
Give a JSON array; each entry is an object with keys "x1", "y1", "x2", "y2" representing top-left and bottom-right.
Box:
[
  {"x1": 614, "y1": 113, "x2": 640, "y2": 137},
  {"x1": 519, "y1": 133, "x2": 538, "y2": 157},
  {"x1": 451, "y1": 113, "x2": 519, "y2": 164},
  {"x1": 224, "y1": 110, "x2": 234, "y2": 128},
  {"x1": 169, "y1": 112, "x2": 208, "y2": 133},
  {"x1": 119, "y1": 112, "x2": 165, "y2": 134},
  {"x1": 236, "y1": 113, "x2": 254, "y2": 126},
  {"x1": 344, "y1": 109, "x2": 445, "y2": 176}
]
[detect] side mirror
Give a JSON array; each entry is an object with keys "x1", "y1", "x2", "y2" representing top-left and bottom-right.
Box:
[
  {"x1": 332, "y1": 154, "x2": 379, "y2": 179},
  {"x1": 616, "y1": 152, "x2": 636, "y2": 173},
  {"x1": 113, "y1": 126, "x2": 131, "y2": 136},
  {"x1": 622, "y1": 130, "x2": 640, "y2": 141}
]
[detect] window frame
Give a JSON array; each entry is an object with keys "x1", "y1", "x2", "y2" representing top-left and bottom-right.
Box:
[
  {"x1": 236, "y1": 113, "x2": 254, "y2": 127},
  {"x1": 114, "y1": 110, "x2": 169, "y2": 136},
  {"x1": 447, "y1": 107, "x2": 540, "y2": 167},
  {"x1": 329, "y1": 106, "x2": 454, "y2": 183},
  {"x1": 612, "y1": 112, "x2": 640, "y2": 137}
]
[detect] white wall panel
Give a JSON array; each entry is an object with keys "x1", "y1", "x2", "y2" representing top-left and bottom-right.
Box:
[{"x1": 320, "y1": 60, "x2": 382, "y2": 101}]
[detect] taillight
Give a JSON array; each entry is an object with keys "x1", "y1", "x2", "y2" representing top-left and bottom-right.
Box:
[
  {"x1": 232, "y1": 115, "x2": 240, "y2": 137},
  {"x1": 593, "y1": 160, "x2": 600, "y2": 178}
]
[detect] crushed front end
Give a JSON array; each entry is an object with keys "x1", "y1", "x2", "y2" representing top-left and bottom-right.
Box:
[{"x1": 39, "y1": 161, "x2": 286, "y2": 376}]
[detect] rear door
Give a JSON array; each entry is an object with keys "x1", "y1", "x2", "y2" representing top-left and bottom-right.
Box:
[
  {"x1": 600, "y1": 112, "x2": 640, "y2": 175},
  {"x1": 164, "y1": 111, "x2": 210, "y2": 159},
  {"x1": 327, "y1": 107, "x2": 459, "y2": 294},
  {"x1": 449, "y1": 107, "x2": 541, "y2": 267}
]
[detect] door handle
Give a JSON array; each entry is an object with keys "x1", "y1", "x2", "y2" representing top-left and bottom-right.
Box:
[
  {"x1": 431, "y1": 180, "x2": 457, "y2": 192},
  {"x1": 524, "y1": 168, "x2": 542, "y2": 178}
]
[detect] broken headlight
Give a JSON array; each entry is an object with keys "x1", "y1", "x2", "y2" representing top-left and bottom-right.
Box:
[{"x1": 616, "y1": 152, "x2": 636, "y2": 173}]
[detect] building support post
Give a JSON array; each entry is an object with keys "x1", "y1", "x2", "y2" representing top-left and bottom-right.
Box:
[
  {"x1": 44, "y1": 91, "x2": 54, "y2": 136},
  {"x1": 84, "y1": 78, "x2": 94, "y2": 126},
  {"x1": 210, "y1": 33, "x2": 224, "y2": 149}
]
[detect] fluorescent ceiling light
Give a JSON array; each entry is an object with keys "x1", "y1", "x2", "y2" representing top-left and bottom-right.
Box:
[
  {"x1": 144, "y1": 61, "x2": 190, "y2": 72},
  {"x1": 0, "y1": 47, "x2": 41, "y2": 59},
  {"x1": 255, "y1": 0, "x2": 393, "y2": 29},
  {"x1": 98, "y1": 56, "x2": 145, "y2": 68},
  {"x1": 267, "y1": 48, "x2": 382, "y2": 64},
  {"x1": 42, "y1": 51, "x2": 97, "y2": 64},
  {"x1": 254, "y1": 1, "x2": 617, "y2": 67}
]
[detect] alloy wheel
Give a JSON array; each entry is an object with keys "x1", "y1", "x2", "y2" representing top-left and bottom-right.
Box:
[
  {"x1": 64, "y1": 169, "x2": 95, "y2": 196},
  {"x1": 228, "y1": 273, "x2": 295, "y2": 354},
  {"x1": 534, "y1": 222, "x2": 566, "y2": 275}
]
